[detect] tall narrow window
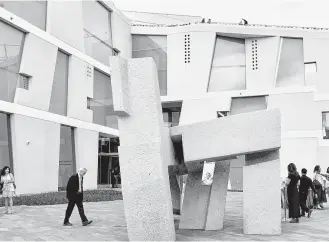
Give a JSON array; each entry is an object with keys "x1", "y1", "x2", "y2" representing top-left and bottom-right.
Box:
[
  {"x1": 322, "y1": 112, "x2": 329, "y2": 139},
  {"x1": 89, "y1": 69, "x2": 117, "y2": 128},
  {"x1": 82, "y1": 1, "x2": 114, "y2": 66},
  {"x1": 0, "y1": 1, "x2": 47, "y2": 30},
  {"x1": 0, "y1": 113, "x2": 13, "y2": 174},
  {"x1": 58, "y1": 125, "x2": 76, "y2": 190},
  {"x1": 49, "y1": 51, "x2": 69, "y2": 116},
  {"x1": 0, "y1": 21, "x2": 25, "y2": 102},
  {"x1": 132, "y1": 35, "x2": 168, "y2": 96}
]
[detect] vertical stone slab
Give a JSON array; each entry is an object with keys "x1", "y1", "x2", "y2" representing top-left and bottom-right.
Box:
[
  {"x1": 243, "y1": 150, "x2": 281, "y2": 235},
  {"x1": 205, "y1": 160, "x2": 230, "y2": 230},
  {"x1": 179, "y1": 171, "x2": 211, "y2": 230},
  {"x1": 112, "y1": 57, "x2": 175, "y2": 241}
]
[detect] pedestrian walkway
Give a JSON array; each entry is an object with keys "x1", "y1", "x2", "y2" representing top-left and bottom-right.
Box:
[{"x1": 0, "y1": 192, "x2": 328, "y2": 241}]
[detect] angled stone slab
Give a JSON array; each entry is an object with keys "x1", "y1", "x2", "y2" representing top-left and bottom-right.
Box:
[
  {"x1": 205, "y1": 160, "x2": 230, "y2": 231},
  {"x1": 111, "y1": 56, "x2": 175, "y2": 241},
  {"x1": 243, "y1": 150, "x2": 281, "y2": 235},
  {"x1": 170, "y1": 109, "x2": 281, "y2": 164}
]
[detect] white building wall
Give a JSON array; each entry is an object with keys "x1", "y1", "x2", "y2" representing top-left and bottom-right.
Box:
[{"x1": 46, "y1": 0, "x2": 85, "y2": 52}]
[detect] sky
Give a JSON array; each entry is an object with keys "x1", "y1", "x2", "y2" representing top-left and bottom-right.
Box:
[{"x1": 112, "y1": 0, "x2": 329, "y2": 28}]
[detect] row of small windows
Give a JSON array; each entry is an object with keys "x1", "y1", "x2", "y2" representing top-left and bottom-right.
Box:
[{"x1": 184, "y1": 34, "x2": 191, "y2": 64}]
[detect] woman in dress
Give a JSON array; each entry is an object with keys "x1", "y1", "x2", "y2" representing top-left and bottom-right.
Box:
[
  {"x1": 313, "y1": 165, "x2": 326, "y2": 209},
  {"x1": 0, "y1": 166, "x2": 15, "y2": 214},
  {"x1": 286, "y1": 163, "x2": 300, "y2": 223}
]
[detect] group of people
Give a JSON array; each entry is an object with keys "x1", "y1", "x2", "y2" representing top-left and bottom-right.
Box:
[
  {"x1": 0, "y1": 166, "x2": 15, "y2": 214},
  {"x1": 286, "y1": 163, "x2": 329, "y2": 223}
]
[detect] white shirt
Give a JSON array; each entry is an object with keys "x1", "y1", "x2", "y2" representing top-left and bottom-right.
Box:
[{"x1": 78, "y1": 173, "x2": 82, "y2": 192}]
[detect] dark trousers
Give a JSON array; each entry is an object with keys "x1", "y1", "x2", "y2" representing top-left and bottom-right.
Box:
[
  {"x1": 299, "y1": 192, "x2": 309, "y2": 215},
  {"x1": 64, "y1": 194, "x2": 88, "y2": 223}
]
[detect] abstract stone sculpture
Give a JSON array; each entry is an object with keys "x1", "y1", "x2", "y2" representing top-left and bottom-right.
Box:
[{"x1": 111, "y1": 56, "x2": 282, "y2": 240}]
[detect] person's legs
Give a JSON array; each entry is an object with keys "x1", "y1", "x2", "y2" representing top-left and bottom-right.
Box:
[
  {"x1": 8, "y1": 197, "x2": 13, "y2": 214},
  {"x1": 299, "y1": 193, "x2": 309, "y2": 216},
  {"x1": 76, "y1": 198, "x2": 88, "y2": 223},
  {"x1": 64, "y1": 200, "x2": 75, "y2": 224},
  {"x1": 4, "y1": 197, "x2": 8, "y2": 213}
]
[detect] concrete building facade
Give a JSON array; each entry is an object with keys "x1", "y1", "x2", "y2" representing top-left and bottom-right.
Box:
[{"x1": 0, "y1": 0, "x2": 328, "y2": 194}]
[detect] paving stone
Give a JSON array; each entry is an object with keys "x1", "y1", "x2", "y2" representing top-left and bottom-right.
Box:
[{"x1": 0, "y1": 193, "x2": 328, "y2": 241}]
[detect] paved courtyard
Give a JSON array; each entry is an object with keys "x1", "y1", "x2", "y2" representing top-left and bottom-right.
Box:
[{"x1": 0, "y1": 192, "x2": 328, "y2": 241}]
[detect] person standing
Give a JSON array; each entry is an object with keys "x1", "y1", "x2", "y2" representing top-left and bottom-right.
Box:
[
  {"x1": 0, "y1": 166, "x2": 16, "y2": 214},
  {"x1": 63, "y1": 168, "x2": 92, "y2": 226},
  {"x1": 299, "y1": 168, "x2": 316, "y2": 218},
  {"x1": 313, "y1": 165, "x2": 326, "y2": 209},
  {"x1": 286, "y1": 163, "x2": 301, "y2": 223}
]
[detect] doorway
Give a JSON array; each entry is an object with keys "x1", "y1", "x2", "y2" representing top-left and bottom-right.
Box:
[{"x1": 98, "y1": 136, "x2": 121, "y2": 188}]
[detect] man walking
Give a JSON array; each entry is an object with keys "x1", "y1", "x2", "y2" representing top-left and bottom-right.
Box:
[
  {"x1": 299, "y1": 168, "x2": 317, "y2": 218},
  {"x1": 64, "y1": 168, "x2": 93, "y2": 226}
]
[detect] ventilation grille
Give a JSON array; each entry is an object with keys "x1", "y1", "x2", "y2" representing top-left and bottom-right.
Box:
[
  {"x1": 251, "y1": 40, "x2": 258, "y2": 70},
  {"x1": 184, "y1": 34, "x2": 190, "y2": 63}
]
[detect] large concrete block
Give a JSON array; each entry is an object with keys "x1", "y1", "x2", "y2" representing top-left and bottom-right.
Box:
[
  {"x1": 112, "y1": 56, "x2": 175, "y2": 241},
  {"x1": 179, "y1": 171, "x2": 211, "y2": 230},
  {"x1": 15, "y1": 33, "x2": 58, "y2": 111},
  {"x1": 205, "y1": 160, "x2": 230, "y2": 231},
  {"x1": 171, "y1": 109, "x2": 281, "y2": 163},
  {"x1": 243, "y1": 150, "x2": 281, "y2": 235},
  {"x1": 74, "y1": 128, "x2": 98, "y2": 191},
  {"x1": 10, "y1": 114, "x2": 60, "y2": 194}
]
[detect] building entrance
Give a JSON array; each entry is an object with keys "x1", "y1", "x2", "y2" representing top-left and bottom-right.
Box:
[{"x1": 98, "y1": 136, "x2": 121, "y2": 188}]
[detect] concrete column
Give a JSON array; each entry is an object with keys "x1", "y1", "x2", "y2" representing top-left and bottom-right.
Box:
[
  {"x1": 205, "y1": 160, "x2": 230, "y2": 230},
  {"x1": 243, "y1": 150, "x2": 281, "y2": 235}
]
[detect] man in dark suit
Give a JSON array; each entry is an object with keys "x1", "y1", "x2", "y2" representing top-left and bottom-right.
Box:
[
  {"x1": 64, "y1": 168, "x2": 92, "y2": 226},
  {"x1": 299, "y1": 168, "x2": 317, "y2": 218}
]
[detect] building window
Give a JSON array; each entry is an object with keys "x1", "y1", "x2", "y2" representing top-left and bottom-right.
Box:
[
  {"x1": 163, "y1": 107, "x2": 181, "y2": 127},
  {"x1": 322, "y1": 112, "x2": 329, "y2": 139},
  {"x1": 0, "y1": 21, "x2": 25, "y2": 102},
  {"x1": 0, "y1": 1, "x2": 47, "y2": 30},
  {"x1": 305, "y1": 62, "x2": 317, "y2": 74},
  {"x1": 82, "y1": 1, "x2": 114, "y2": 66},
  {"x1": 89, "y1": 69, "x2": 118, "y2": 129},
  {"x1": 208, "y1": 36, "x2": 246, "y2": 92},
  {"x1": 132, "y1": 35, "x2": 167, "y2": 96},
  {"x1": 49, "y1": 51, "x2": 69, "y2": 116}
]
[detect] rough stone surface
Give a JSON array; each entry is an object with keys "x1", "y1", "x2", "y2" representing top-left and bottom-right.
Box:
[
  {"x1": 171, "y1": 109, "x2": 281, "y2": 163},
  {"x1": 179, "y1": 171, "x2": 211, "y2": 230},
  {"x1": 205, "y1": 160, "x2": 230, "y2": 231},
  {"x1": 243, "y1": 151, "x2": 281, "y2": 235},
  {"x1": 1, "y1": 193, "x2": 329, "y2": 241},
  {"x1": 112, "y1": 57, "x2": 175, "y2": 241}
]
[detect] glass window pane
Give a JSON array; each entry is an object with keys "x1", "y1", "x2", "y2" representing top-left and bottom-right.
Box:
[
  {"x1": 0, "y1": 113, "x2": 12, "y2": 171},
  {"x1": 208, "y1": 36, "x2": 246, "y2": 92},
  {"x1": 0, "y1": 1, "x2": 47, "y2": 30},
  {"x1": 58, "y1": 126, "x2": 76, "y2": 189},
  {"x1": 132, "y1": 35, "x2": 167, "y2": 95},
  {"x1": 305, "y1": 62, "x2": 317, "y2": 74},
  {"x1": 0, "y1": 21, "x2": 24, "y2": 102},
  {"x1": 276, "y1": 38, "x2": 305, "y2": 87},
  {"x1": 49, "y1": 51, "x2": 69, "y2": 116},
  {"x1": 230, "y1": 96, "x2": 267, "y2": 115},
  {"x1": 82, "y1": 1, "x2": 113, "y2": 66},
  {"x1": 90, "y1": 70, "x2": 117, "y2": 128}
]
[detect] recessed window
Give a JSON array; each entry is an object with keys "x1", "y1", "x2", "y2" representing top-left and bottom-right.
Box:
[
  {"x1": 322, "y1": 112, "x2": 329, "y2": 139},
  {"x1": 305, "y1": 62, "x2": 317, "y2": 74}
]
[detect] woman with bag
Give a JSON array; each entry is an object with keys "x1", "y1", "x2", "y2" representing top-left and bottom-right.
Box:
[
  {"x1": 313, "y1": 165, "x2": 326, "y2": 209},
  {"x1": 0, "y1": 166, "x2": 16, "y2": 214}
]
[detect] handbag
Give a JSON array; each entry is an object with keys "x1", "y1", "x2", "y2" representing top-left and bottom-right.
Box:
[{"x1": 313, "y1": 179, "x2": 322, "y2": 189}]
